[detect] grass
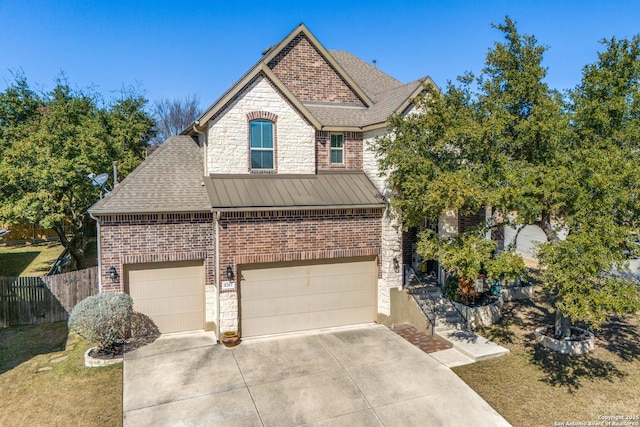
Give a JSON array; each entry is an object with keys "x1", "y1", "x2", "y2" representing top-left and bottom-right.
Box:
[
  {"x1": 0, "y1": 322, "x2": 122, "y2": 427},
  {"x1": 452, "y1": 287, "x2": 640, "y2": 427},
  {"x1": 0, "y1": 241, "x2": 65, "y2": 276},
  {"x1": 0, "y1": 238, "x2": 98, "y2": 276}
]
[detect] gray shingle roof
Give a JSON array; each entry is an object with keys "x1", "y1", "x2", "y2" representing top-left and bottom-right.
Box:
[
  {"x1": 329, "y1": 50, "x2": 404, "y2": 101},
  {"x1": 304, "y1": 79, "x2": 423, "y2": 127},
  {"x1": 89, "y1": 136, "x2": 210, "y2": 215},
  {"x1": 204, "y1": 171, "x2": 384, "y2": 211}
]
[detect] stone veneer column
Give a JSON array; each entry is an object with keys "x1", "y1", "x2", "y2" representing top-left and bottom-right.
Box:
[
  {"x1": 219, "y1": 291, "x2": 238, "y2": 332},
  {"x1": 378, "y1": 206, "x2": 403, "y2": 316},
  {"x1": 363, "y1": 129, "x2": 403, "y2": 316}
]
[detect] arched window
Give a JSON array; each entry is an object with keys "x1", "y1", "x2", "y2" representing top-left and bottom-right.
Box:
[{"x1": 250, "y1": 120, "x2": 274, "y2": 170}]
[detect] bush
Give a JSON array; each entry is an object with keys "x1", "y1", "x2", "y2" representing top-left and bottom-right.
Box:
[
  {"x1": 486, "y1": 251, "x2": 528, "y2": 284},
  {"x1": 68, "y1": 292, "x2": 133, "y2": 352}
]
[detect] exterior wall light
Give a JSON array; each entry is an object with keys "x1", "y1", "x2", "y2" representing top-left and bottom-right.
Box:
[
  {"x1": 226, "y1": 265, "x2": 234, "y2": 281},
  {"x1": 108, "y1": 266, "x2": 118, "y2": 282},
  {"x1": 393, "y1": 257, "x2": 400, "y2": 273}
]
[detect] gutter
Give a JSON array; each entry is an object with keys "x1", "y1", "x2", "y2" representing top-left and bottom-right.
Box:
[
  {"x1": 191, "y1": 120, "x2": 208, "y2": 176},
  {"x1": 211, "y1": 204, "x2": 386, "y2": 213}
]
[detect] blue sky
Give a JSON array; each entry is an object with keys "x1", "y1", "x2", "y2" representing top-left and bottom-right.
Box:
[{"x1": 1, "y1": 0, "x2": 639, "y2": 110}]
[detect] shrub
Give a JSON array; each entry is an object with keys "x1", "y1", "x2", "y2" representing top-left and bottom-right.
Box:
[
  {"x1": 68, "y1": 292, "x2": 133, "y2": 352},
  {"x1": 486, "y1": 251, "x2": 528, "y2": 284}
]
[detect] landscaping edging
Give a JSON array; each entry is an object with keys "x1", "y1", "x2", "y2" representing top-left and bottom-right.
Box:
[
  {"x1": 534, "y1": 325, "x2": 595, "y2": 355},
  {"x1": 84, "y1": 348, "x2": 124, "y2": 368},
  {"x1": 451, "y1": 298, "x2": 503, "y2": 329},
  {"x1": 501, "y1": 284, "x2": 534, "y2": 302}
]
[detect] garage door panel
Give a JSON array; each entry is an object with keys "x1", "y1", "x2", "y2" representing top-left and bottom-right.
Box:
[
  {"x1": 126, "y1": 261, "x2": 204, "y2": 334},
  {"x1": 242, "y1": 306, "x2": 376, "y2": 337},
  {"x1": 240, "y1": 258, "x2": 376, "y2": 337},
  {"x1": 242, "y1": 289, "x2": 376, "y2": 319},
  {"x1": 241, "y1": 268, "x2": 375, "y2": 300}
]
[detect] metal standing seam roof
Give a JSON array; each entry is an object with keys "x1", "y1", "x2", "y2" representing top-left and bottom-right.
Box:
[
  {"x1": 204, "y1": 171, "x2": 385, "y2": 211},
  {"x1": 89, "y1": 135, "x2": 211, "y2": 215}
]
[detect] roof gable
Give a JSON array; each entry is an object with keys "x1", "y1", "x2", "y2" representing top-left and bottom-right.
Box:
[
  {"x1": 185, "y1": 23, "x2": 435, "y2": 134},
  {"x1": 268, "y1": 33, "x2": 366, "y2": 105}
]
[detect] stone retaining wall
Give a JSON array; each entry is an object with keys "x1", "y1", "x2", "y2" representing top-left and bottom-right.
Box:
[{"x1": 452, "y1": 298, "x2": 503, "y2": 329}]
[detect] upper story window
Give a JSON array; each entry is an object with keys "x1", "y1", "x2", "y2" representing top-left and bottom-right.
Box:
[
  {"x1": 330, "y1": 134, "x2": 344, "y2": 164},
  {"x1": 250, "y1": 120, "x2": 274, "y2": 170}
]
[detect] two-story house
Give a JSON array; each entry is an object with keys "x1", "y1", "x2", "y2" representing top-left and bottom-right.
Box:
[{"x1": 89, "y1": 23, "x2": 435, "y2": 339}]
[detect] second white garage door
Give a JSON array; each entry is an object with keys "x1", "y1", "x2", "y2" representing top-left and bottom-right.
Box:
[
  {"x1": 126, "y1": 260, "x2": 204, "y2": 334},
  {"x1": 239, "y1": 257, "x2": 377, "y2": 337}
]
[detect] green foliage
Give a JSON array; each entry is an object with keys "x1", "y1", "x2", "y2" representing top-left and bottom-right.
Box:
[
  {"x1": 68, "y1": 292, "x2": 133, "y2": 352},
  {"x1": 444, "y1": 275, "x2": 460, "y2": 300},
  {"x1": 538, "y1": 229, "x2": 640, "y2": 328},
  {"x1": 418, "y1": 231, "x2": 496, "y2": 280},
  {"x1": 375, "y1": 17, "x2": 640, "y2": 334},
  {"x1": 0, "y1": 75, "x2": 155, "y2": 268},
  {"x1": 486, "y1": 251, "x2": 528, "y2": 284}
]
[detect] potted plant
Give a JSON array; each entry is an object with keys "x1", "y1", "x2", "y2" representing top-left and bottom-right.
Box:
[{"x1": 221, "y1": 330, "x2": 239, "y2": 347}]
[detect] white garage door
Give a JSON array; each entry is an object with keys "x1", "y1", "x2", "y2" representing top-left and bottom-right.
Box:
[
  {"x1": 126, "y1": 260, "x2": 204, "y2": 334},
  {"x1": 240, "y1": 257, "x2": 377, "y2": 337}
]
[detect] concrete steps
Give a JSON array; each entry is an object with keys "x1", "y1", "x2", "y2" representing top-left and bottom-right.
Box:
[
  {"x1": 436, "y1": 329, "x2": 510, "y2": 363},
  {"x1": 407, "y1": 278, "x2": 510, "y2": 366}
]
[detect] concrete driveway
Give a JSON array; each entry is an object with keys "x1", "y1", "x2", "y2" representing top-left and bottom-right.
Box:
[{"x1": 123, "y1": 324, "x2": 510, "y2": 427}]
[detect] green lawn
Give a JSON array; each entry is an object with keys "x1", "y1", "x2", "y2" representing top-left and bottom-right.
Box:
[
  {"x1": 453, "y1": 288, "x2": 640, "y2": 427},
  {"x1": 0, "y1": 322, "x2": 122, "y2": 427},
  {"x1": 0, "y1": 239, "x2": 98, "y2": 276},
  {"x1": 0, "y1": 241, "x2": 65, "y2": 276}
]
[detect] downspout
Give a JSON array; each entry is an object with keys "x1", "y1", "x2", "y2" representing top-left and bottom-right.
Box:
[
  {"x1": 88, "y1": 211, "x2": 102, "y2": 292},
  {"x1": 214, "y1": 210, "x2": 221, "y2": 342},
  {"x1": 192, "y1": 120, "x2": 208, "y2": 176}
]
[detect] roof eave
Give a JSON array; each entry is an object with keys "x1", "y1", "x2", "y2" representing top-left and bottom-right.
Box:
[
  {"x1": 90, "y1": 208, "x2": 212, "y2": 217},
  {"x1": 186, "y1": 63, "x2": 322, "y2": 132},
  {"x1": 212, "y1": 203, "x2": 385, "y2": 212},
  {"x1": 395, "y1": 76, "x2": 439, "y2": 116}
]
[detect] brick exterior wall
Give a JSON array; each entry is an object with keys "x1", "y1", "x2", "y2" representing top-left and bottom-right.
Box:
[
  {"x1": 216, "y1": 208, "x2": 384, "y2": 332},
  {"x1": 218, "y1": 209, "x2": 382, "y2": 277},
  {"x1": 459, "y1": 209, "x2": 486, "y2": 234},
  {"x1": 97, "y1": 209, "x2": 386, "y2": 335},
  {"x1": 315, "y1": 131, "x2": 363, "y2": 170},
  {"x1": 98, "y1": 212, "x2": 218, "y2": 329},
  {"x1": 268, "y1": 34, "x2": 365, "y2": 105}
]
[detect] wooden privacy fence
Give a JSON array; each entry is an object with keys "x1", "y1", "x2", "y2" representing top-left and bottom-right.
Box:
[{"x1": 0, "y1": 267, "x2": 99, "y2": 327}]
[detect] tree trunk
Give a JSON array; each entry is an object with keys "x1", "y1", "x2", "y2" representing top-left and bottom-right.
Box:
[
  {"x1": 535, "y1": 210, "x2": 561, "y2": 243},
  {"x1": 52, "y1": 221, "x2": 87, "y2": 270},
  {"x1": 554, "y1": 310, "x2": 571, "y2": 339}
]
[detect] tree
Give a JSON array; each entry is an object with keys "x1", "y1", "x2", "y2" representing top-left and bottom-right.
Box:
[
  {"x1": 537, "y1": 35, "x2": 640, "y2": 335},
  {"x1": 0, "y1": 76, "x2": 155, "y2": 269},
  {"x1": 375, "y1": 17, "x2": 640, "y2": 338},
  {"x1": 150, "y1": 94, "x2": 201, "y2": 145}
]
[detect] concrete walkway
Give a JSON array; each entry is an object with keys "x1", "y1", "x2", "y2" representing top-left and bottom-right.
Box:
[
  {"x1": 389, "y1": 323, "x2": 510, "y2": 368},
  {"x1": 123, "y1": 324, "x2": 510, "y2": 427}
]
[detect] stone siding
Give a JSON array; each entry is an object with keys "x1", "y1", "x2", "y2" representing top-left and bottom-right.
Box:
[
  {"x1": 362, "y1": 129, "x2": 403, "y2": 314},
  {"x1": 207, "y1": 76, "x2": 315, "y2": 175}
]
